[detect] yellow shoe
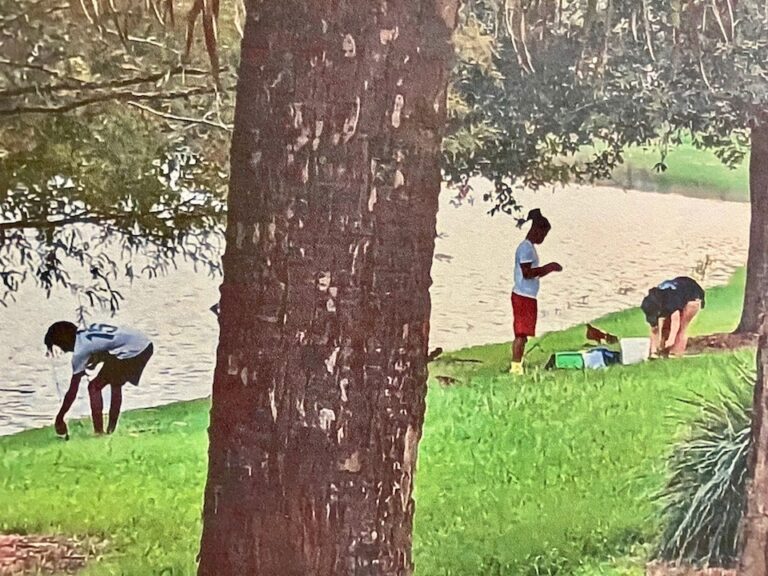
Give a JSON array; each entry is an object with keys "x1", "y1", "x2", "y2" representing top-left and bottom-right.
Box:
[{"x1": 509, "y1": 362, "x2": 524, "y2": 375}]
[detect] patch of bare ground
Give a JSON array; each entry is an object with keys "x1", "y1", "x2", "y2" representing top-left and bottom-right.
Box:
[
  {"x1": 0, "y1": 534, "x2": 104, "y2": 575},
  {"x1": 686, "y1": 332, "x2": 758, "y2": 354}
]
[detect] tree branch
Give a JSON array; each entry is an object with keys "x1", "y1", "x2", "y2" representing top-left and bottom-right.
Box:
[
  {"x1": 103, "y1": 28, "x2": 182, "y2": 55},
  {"x1": 0, "y1": 86, "x2": 216, "y2": 116},
  {"x1": 0, "y1": 58, "x2": 71, "y2": 80},
  {"x1": 126, "y1": 100, "x2": 232, "y2": 131},
  {"x1": 0, "y1": 204, "x2": 223, "y2": 231},
  {"x1": 0, "y1": 211, "x2": 128, "y2": 231},
  {"x1": 0, "y1": 65, "x2": 220, "y2": 99},
  {"x1": 641, "y1": 0, "x2": 656, "y2": 62}
]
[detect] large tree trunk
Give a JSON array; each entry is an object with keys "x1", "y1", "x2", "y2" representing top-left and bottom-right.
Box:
[
  {"x1": 197, "y1": 1, "x2": 459, "y2": 574},
  {"x1": 736, "y1": 125, "x2": 768, "y2": 334},
  {"x1": 738, "y1": 317, "x2": 768, "y2": 576}
]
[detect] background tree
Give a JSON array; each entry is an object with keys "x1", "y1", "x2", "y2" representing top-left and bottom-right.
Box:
[
  {"x1": 0, "y1": 0, "x2": 239, "y2": 313},
  {"x1": 449, "y1": 0, "x2": 765, "y2": 334},
  {"x1": 9, "y1": 0, "x2": 762, "y2": 328},
  {"x1": 738, "y1": 319, "x2": 768, "y2": 576}
]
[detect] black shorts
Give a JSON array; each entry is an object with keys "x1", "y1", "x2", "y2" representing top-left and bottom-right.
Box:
[{"x1": 94, "y1": 343, "x2": 154, "y2": 387}]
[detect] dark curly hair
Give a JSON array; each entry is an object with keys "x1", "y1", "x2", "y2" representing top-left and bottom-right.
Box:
[
  {"x1": 641, "y1": 289, "x2": 663, "y2": 326},
  {"x1": 44, "y1": 321, "x2": 78, "y2": 353}
]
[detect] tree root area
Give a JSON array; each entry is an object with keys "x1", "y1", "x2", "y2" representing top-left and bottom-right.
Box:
[
  {"x1": 0, "y1": 534, "x2": 102, "y2": 575},
  {"x1": 686, "y1": 332, "x2": 758, "y2": 354}
]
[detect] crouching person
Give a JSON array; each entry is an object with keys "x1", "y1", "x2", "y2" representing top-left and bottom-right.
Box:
[
  {"x1": 641, "y1": 277, "x2": 705, "y2": 358},
  {"x1": 44, "y1": 321, "x2": 154, "y2": 437}
]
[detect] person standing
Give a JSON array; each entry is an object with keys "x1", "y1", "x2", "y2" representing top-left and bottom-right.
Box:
[
  {"x1": 510, "y1": 209, "x2": 562, "y2": 375},
  {"x1": 44, "y1": 321, "x2": 154, "y2": 438},
  {"x1": 641, "y1": 276, "x2": 705, "y2": 358}
]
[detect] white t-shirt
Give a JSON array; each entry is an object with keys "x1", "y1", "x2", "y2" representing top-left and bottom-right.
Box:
[
  {"x1": 513, "y1": 239, "x2": 540, "y2": 299},
  {"x1": 71, "y1": 323, "x2": 151, "y2": 375}
]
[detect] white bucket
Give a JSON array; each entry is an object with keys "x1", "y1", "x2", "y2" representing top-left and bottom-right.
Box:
[{"x1": 620, "y1": 338, "x2": 651, "y2": 365}]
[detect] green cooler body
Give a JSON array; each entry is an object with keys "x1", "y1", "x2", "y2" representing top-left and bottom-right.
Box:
[{"x1": 546, "y1": 351, "x2": 585, "y2": 370}]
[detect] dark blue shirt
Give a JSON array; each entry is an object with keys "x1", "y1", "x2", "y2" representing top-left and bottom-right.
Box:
[{"x1": 641, "y1": 277, "x2": 705, "y2": 326}]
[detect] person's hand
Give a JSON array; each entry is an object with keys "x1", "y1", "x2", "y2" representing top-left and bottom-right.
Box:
[
  {"x1": 548, "y1": 262, "x2": 563, "y2": 273},
  {"x1": 55, "y1": 417, "x2": 69, "y2": 440}
]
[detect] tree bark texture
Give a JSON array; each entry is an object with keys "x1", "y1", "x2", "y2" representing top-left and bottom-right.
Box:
[
  {"x1": 738, "y1": 315, "x2": 768, "y2": 576},
  {"x1": 736, "y1": 124, "x2": 768, "y2": 335},
  {"x1": 197, "y1": 1, "x2": 459, "y2": 574}
]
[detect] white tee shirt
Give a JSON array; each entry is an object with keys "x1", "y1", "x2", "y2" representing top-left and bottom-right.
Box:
[
  {"x1": 71, "y1": 323, "x2": 151, "y2": 375},
  {"x1": 513, "y1": 239, "x2": 540, "y2": 299}
]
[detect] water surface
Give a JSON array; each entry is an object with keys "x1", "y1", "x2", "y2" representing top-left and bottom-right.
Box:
[{"x1": 0, "y1": 182, "x2": 749, "y2": 435}]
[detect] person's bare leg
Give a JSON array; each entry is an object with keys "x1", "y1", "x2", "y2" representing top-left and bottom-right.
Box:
[
  {"x1": 88, "y1": 377, "x2": 107, "y2": 434},
  {"x1": 106, "y1": 384, "x2": 123, "y2": 434},
  {"x1": 670, "y1": 301, "x2": 701, "y2": 356},
  {"x1": 666, "y1": 311, "x2": 681, "y2": 350},
  {"x1": 512, "y1": 336, "x2": 528, "y2": 363}
]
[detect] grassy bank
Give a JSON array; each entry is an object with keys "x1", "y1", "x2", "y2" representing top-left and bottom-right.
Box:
[
  {"x1": 0, "y1": 271, "x2": 751, "y2": 575},
  {"x1": 416, "y1": 269, "x2": 748, "y2": 575},
  {"x1": 610, "y1": 143, "x2": 748, "y2": 203}
]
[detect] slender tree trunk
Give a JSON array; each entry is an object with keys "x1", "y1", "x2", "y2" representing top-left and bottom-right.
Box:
[
  {"x1": 735, "y1": 124, "x2": 768, "y2": 576},
  {"x1": 738, "y1": 316, "x2": 768, "y2": 576},
  {"x1": 736, "y1": 125, "x2": 768, "y2": 335},
  {"x1": 197, "y1": 1, "x2": 459, "y2": 574}
]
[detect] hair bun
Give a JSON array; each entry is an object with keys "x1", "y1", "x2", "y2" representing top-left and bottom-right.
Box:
[{"x1": 527, "y1": 208, "x2": 543, "y2": 222}]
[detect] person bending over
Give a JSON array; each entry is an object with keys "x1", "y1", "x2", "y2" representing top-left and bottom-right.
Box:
[
  {"x1": 44, "y1": 321, "x2": 154, "y2": 437},
  {"x1": 641, "y1": 276, "x2": 705, "y2": 358}
]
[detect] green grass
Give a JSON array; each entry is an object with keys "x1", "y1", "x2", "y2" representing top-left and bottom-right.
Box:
[
  {"x1": 0, "y1": 271, "x2": 752, "y2": 575},
  {"x1": 416, "y1": 271, "x2": 749, "y2": 575},
  {"x1": 611, "y1": 143, "x2": 748, "y2": 203},
  {"x1": 0, "y1": 401, "x2": 209, "y2": 575}
]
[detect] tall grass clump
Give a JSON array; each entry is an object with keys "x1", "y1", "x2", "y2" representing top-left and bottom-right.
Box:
[{"x1": 654, "y1": 367, "x2": 753, "y2": 567}]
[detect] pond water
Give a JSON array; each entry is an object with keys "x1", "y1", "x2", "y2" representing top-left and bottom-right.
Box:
[{"x1": 0, "y1": 181, "x2": 750, "y2": 435}]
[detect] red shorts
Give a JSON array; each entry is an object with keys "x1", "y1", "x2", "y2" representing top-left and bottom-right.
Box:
[{"x1": 512, "y1": 293, "x2": 538, "y2": 338}]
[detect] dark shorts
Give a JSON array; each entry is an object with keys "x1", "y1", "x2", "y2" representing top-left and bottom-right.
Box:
[
  {"x1": 94, "y1": 343, "x2": 154, "y2": 387},
  {"x1": 512, "y1": 293, "x2": 538, "y2": 338}
]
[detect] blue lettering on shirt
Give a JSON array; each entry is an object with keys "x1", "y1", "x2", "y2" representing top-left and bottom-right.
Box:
[{"x1": 84, "y1": 323, "x2": 118, "y2": 341}]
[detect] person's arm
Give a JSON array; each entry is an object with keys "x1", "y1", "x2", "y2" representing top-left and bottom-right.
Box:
[
  {"x1": 55, "y1": 372, "x2": 83, "y2": 436},
  {"x1": 521, "y1": 261, "x2": 562, "y2": 279},
  {"x1": 650, "y1": 321, "x2": 662, "y2": 357},
  {"x1": 664, "y1": 310, "x2": 681, "y2": 350}
]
